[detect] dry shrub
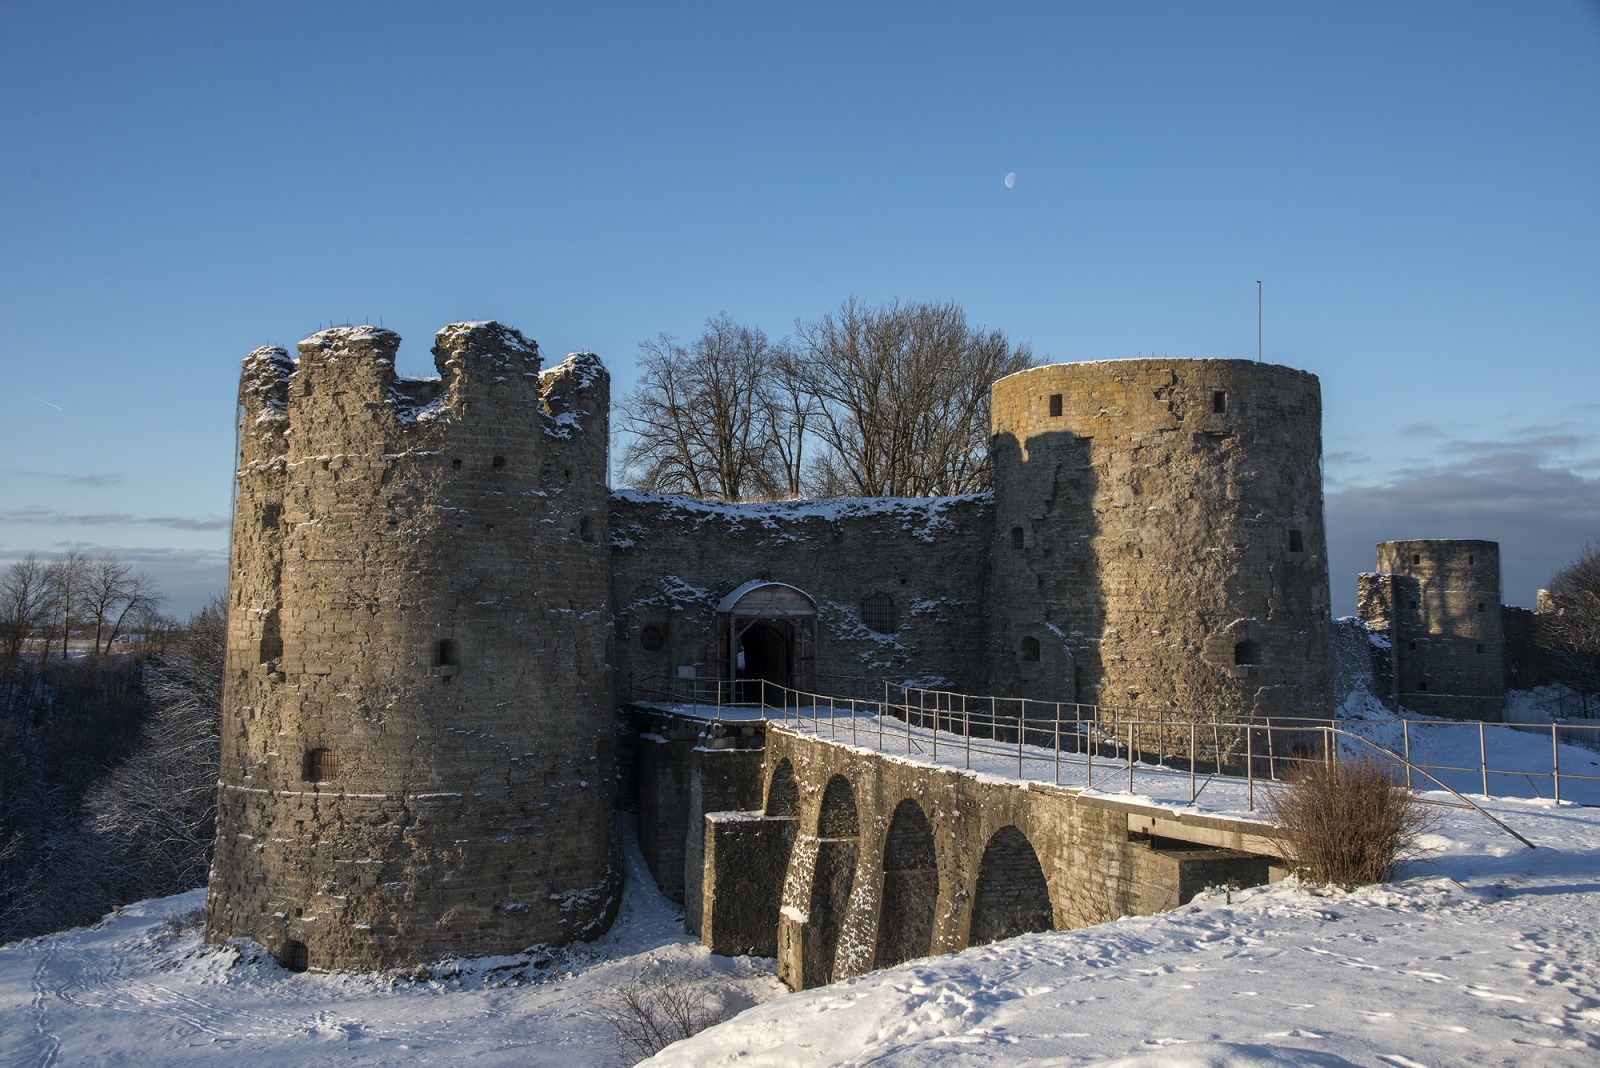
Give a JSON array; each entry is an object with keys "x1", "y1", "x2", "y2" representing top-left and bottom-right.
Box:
[
  {"x1": 1265, "y1": 758, "x2": 1434, "y2": 889},
  {"x1": 602, "y1": 965, "x2": 724, "y2": 1064}
]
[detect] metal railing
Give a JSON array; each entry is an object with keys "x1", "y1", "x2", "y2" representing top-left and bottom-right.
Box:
[{"x1": 628, "y1": 673, "x2": 1599, "y2": 819}]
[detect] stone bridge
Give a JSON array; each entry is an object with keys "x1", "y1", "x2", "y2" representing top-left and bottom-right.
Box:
[{"x1": 628, "y1": 708, "x2": 1285, "y2": 991}]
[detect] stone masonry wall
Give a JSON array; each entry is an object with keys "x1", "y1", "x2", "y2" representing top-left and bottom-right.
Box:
[
  {"x1": 207, "y1": 323, "x2": 620, "y2": 971},
  {"x1": 988, "y1": 360, "x2": 1333, "y2": 726},
  {"x1": 609, "y1": 493, "x2": 994, "y2": 699},
  {"x1": 1362, "y1": 540, "x2": 1506, "y2": 719}
]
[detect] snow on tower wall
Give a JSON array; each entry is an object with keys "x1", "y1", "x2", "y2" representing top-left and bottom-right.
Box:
[{"x1": 207, "y1": 323, "x2": 618, "y2": 972}]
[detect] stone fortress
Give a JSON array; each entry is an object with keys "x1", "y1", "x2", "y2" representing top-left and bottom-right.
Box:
[{"x1": 205, "y1": 319, "x2": 1503, "y2": 975}]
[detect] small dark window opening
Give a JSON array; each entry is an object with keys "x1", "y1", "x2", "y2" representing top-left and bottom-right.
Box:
[
  {"x1": 1011, "y1": 526, "x2": 1025, "y2": 549},
  {"x1": 1468, "y1": 554, "x2": 1474, "y2": 565},
  {"x1": 1048, "y1": 393, "x2": 1062, "y2": 417},
  {"x1": 580, "y1": 516, "x2": 596, "y2": 543},
  {"x1": 435, "y1": 638, "x2": 460, "y2": 680},
  {"x1": 861, "y1": 592, "x2": 899, "y2": 634},
  {"x1": 1413, "y1": 553, "x2": 1422, "y2": 565},
  {"x1": 452, "y1": 458, "x2": 462, "y2": 470},
  {"x1": 1212, "y1": 390, "x2": 1227, "y2": 414},
  {"x1": 1288, "y1": 529, "x2": 1304, "y2": 553},
  {"x1": 1418, "y1": 680, "x2": 1428, "y2": 691},
  {"x1": 492, "y1": 455, "x2": 506, "y2": 469},
  {"x1": 640, "y1": 624, "x2": 665, "y2": 651},
  {"x1": 1408, "y1": 641, "x2": 1417, "y2": 650},
  {"x1": 303, "y1": 748, "x2": 339, "y2": 783},
  {"x1": 1477, "y1": 644, "x2": 1486, "y2": 654},
  {"x1": 1020, "y1": 636, "x2": 1041, "y2": 663},
  {"x1": 1233, "y1": 640, "x2": 1261, "y2": 666},
  {"x1": 280, "y1": 940, "x2": 309, "y2": 973},
  {"x1": 1477, "y1": 602, "x2": 1486, "y2": 613},
  {"x1": 1409, "y1": 601, "x2": 1418, "y2": 610}
]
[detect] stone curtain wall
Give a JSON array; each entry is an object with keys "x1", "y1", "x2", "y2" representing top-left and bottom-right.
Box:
[
  {"x1": 208, "y1": 323, "x2": 619, "y2": 971},
  {"x1": 988, "y1": 359, "x2": 1334, "y2": 726},
  {"x1": 609, "y1": 493, "x2": 995, "y2": 697}
]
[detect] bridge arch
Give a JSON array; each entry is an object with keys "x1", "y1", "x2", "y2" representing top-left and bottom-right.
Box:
[
  {"x1": 805, "y1": 774, "x2": 861, "y2": 985},
  {"x1": 874, "y1": 797, "x2": 938, "y2": 968},
  {"x1": 969, "y1": 825, "x2": 1054, "y2": 947},
  {"x1": 766, "y1": 759, "x2": 799, "y2": 817}
]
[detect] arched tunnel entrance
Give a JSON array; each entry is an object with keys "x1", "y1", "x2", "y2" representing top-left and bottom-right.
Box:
[{"x1": 715, "y1": 581, "x2": 817, "y2": 700}]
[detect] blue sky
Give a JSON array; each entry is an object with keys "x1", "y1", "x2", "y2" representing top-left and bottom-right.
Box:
[{"x1": 2, "y1": 1, "x2": 1597, "y2": 617}]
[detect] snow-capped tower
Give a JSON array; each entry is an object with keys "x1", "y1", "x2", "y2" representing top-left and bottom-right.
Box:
[{"x1": 207, "y1": 322, "x2": 618, "y2": 971}]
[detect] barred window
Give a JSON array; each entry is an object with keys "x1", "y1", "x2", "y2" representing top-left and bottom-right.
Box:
[
  {"x1": 1234, "y1": 640, "x2": 1261, "y2": 666},
  {"x1": 1020, "y1": 636, "x2": 1041, "y2": 663},
  {"x1": 640, "y1": 624, "x2": 665, "y2": 651},
  {"x1": 304, "y1": 748, "x2": 339, "y2": 783},
  {"x1": 861, "y1": 592, "x2": 899, "y2": 634}
]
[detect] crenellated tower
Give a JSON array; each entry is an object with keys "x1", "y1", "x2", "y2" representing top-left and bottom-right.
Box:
[{"x1": 206, "y1": 322, "x2": 618, "y2": 971}]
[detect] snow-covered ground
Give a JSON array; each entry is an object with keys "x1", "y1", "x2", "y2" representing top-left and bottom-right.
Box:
[
  {"x1": 5, "y1": 711, "x2": 1599, "y2": 1066},
  {"x1": 0, "y1": 818, "x2": 784, "y2": 1067}
]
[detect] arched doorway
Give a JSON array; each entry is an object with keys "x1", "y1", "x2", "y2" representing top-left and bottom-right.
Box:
[{"x1": 713, "y1": 581, "x2": 818, "y2": 700}]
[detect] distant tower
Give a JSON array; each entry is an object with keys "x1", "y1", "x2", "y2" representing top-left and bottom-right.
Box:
[
  {"x1": 989, "y1": 359, "x2": 1333, "y2": 727},
  {"x1": 207, "y1": 323, "x2": 618, "y2": 971},
  {"x1": 1358, "y1": 540, "x2": 1505, "y2": 720}
]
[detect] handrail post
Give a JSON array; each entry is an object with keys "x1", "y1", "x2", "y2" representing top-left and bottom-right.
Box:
[
  {"x1": 1017, "y1": 701, "x2": 1025, "y2": 778},
  {"x1": 1189, "y1": 722, "x2": 1196, "y2": 803},
  {"x1": 1480, "y1": 721, "x2": 1489, "y2": 798},
  {"x1": 1402, "y1": 720, "x2": 1412, "y2": 791},
  {"x1": 1246, "y1": 723, "x2": 1254, "y2": 811},
  {"x1": 964, "y1": 694, "x2": 971, "y2": 770},
  {"x1": 931, "y1": 688, "x2": 938, "y2": 761},
  {"x1": 1127, "y1": 722, "x2": 1134, "y2": 793},
  {"x1": 1553, "y1": 724, "x2": 1562, "y2": 805},
  {"x1": 1054, "y1": 703, "x2": 1061, "y2": 785}
]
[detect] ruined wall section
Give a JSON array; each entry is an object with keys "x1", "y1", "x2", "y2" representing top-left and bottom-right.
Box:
[
  {"x1": 609, "y1": 493, "x2": 994, "y2": 698},
  {"x1": 1362, "y1": 539, "x2": 1505, "y2": 719},
  {"x1": 208, "y1": 323, "x2": 618, "y2": 971},
  {"x1": 990, "y1": 360, "x2": 1333, "y2": 723}
]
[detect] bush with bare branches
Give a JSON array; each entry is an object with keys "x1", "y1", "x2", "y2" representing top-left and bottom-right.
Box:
[
  {"x1": 601, "y1": 965, "x2": 725, "y2": 1064},
  {"x1": 1264, "y1": 758, "x2": 1434, "y2": 889}
]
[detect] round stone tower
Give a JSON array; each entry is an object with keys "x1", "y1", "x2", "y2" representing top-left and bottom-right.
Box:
[
  {"x1": 988, "y1": 358, "x2": 1333, "y2": 726},
  {"x1": 207, "y1": 322, "x2": 618, "y2": 972}
]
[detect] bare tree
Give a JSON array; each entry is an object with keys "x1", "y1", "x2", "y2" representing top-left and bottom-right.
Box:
[
  {"x1": 0, "y1": 555, "x2": 47, "y2": 663},
  {"x1": 39, "y1": 547, "x2": 91, "y2": 662},
  {"x1": 1541, "y1": 541, "x2": 1600, "y2": 695},
  {"x1": 791, "y1": 297, "x2": 1037, "y2": 497},
  {"x1": 87, "y1": 596, "x2": 224, "y2": 895},
  {"x1": 81, "y1": 555, "x2": 164, "y2": 655},
  {"x1": 619, "y1": 313, "x2": 786, "y2": 500}
]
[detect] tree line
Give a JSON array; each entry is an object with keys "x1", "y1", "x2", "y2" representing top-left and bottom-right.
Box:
[
  {"x1": 2, "y1": 548, "x2": 165, "y2": 664},
  {"x1": 0, "y1": 553, "x2": 221, "y2": 943},
  {"x1": 618, "y1": 297, "x2": 1038, "y2": 501}
]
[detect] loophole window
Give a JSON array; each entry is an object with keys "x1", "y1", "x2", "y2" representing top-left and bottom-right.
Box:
[
  {"x1": 1048, "y1": 393, "x2": 1062, "y2": 417},
  {"x1": 861, "y1": 592, "x2": 899, "y2": 634},
  {"x1": 1020, "y1": 636, "x2": 1041, "y2": 663},
  {"x1": 640, "y1": 624, "x2": 665, "y2": 651},
  {"x1": 580, "y1": 516, "x2": 596, "y2": 543},
  {"x1": 1212, "y1": 390, "x2": 1227, "y2": 414},
  {"x1": 1288, "y1": 529, "x2": 1304, "y2": 553},
  {"x1": 435, "y1": 638, "x2": 460, "y2": 680},
  {"x1": 303, "y1": 748, "x2": 339, "y2": 783},
  {"x1": 1011, "y1": 526, "x2": 1025, "y2": 550},
  {"x1": 1233, "y1": 640, "x2": 1261, "y2": 666}
]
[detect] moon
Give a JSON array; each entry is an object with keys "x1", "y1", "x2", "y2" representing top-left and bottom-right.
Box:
[{"x1": 1004, "y1": 172, "x2": 1016, "y2": 189}]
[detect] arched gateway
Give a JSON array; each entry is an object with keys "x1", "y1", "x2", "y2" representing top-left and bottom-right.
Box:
[{"x1": 713, "y1": 581, "x2": 817, "y2": 698}]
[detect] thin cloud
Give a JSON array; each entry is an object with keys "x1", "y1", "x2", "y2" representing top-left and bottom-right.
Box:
[
  {"x1": 1326, "y1": 445, "x2": 1600, "y2": 614},
  {"x1": 0, "y1": 508, "x2": 229, "y2": 532},
  {"x1": 4, "y1": 469, "x2": 125, "y2": 488},
  {"x1": 1399, "y1": 423, "x2": 1446, "y2": 438}
]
